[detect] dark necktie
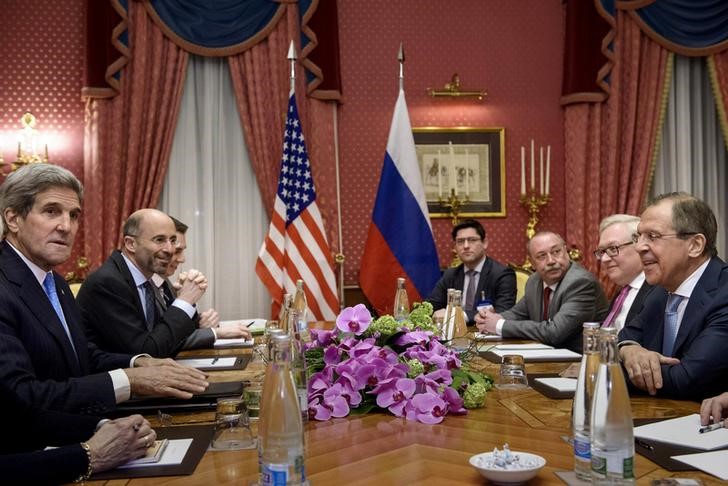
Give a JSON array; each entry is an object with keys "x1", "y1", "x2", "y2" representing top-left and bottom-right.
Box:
[
  {"x1": 542, "y1": 286, "x2": 552, "y2": 321},
  {"x1": 662, "y1": 293, "x2": 685, "y2": 357},
  {"x1": 603, "y1": 285, "x2": 631, "y2": 328},
  {"x1": 42, "y1": 272, "x2": 77, "y2": 355},
  {"x1": 465, "y1": 270, "x2": 478, "y2": 311},
  {"x1": 142, "y1": 281, "x2": 157, "y2": 330}
]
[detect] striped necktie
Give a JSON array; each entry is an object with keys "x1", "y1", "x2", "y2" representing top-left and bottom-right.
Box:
[
  {"x1": 603, "y1": 285, "x2": 631, "y2": 327},
  {"x1": 661, "y1": 293, "x2": 685, "y2": 357}
]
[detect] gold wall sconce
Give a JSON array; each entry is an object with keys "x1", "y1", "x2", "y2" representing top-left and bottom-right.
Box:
[
  {"x1": 427, "y1": 74, "x2": 487, "y2": 101},
  {"x1": 1, "y1": 112, "x2": 49, "y2": 175}
]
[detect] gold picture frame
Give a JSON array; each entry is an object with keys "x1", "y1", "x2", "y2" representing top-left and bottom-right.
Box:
[{"x1": 413, "y1": 127, "x2": 506, "y2": 218}]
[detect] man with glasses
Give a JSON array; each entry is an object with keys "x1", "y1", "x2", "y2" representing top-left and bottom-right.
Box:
[
  {"x1": 427, "y1": 219, "x2": 516, "y2": 324},
  {"x1": 475, "y1": 231, "x2": 609, "y2": 352},
  {"x1": 618, "y1": 192, "x2": 728, "y2": 400},
  {"x1": 595, "y1": 214, "x2": 653, "y2": 332},
  {"x1": 78, "y1": 209, "x2": 210, "y2": 358}
]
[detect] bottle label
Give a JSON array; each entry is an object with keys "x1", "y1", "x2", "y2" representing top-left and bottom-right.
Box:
[
  {"x1": 573, "y1": 435, "x2": 590, "y2": 460},
  {"x1": 261, "y1": 463, "x2": 288, "y2": 486},
  {"x1": 591, "y1": 450, "x2": 634, "y2": 479}
]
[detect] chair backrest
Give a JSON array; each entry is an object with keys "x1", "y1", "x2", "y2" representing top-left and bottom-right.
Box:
[{"x1": 513, "y1": 268, "x2": 531, "y2": 302}]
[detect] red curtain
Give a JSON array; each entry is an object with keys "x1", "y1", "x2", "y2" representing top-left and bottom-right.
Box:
[
  {"x1": 83, "y1": 1, "x2": 187, "y2": 267},
  {"x1": 709, "y1": 51, "x2": 728, "y2": 152},
  {"x1": 563, "y1": 10, "x2": 670, "y2": 295}
]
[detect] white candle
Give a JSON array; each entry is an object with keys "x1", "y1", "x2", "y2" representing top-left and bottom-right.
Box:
[
  {"x1": 437, "y1": 150, "x2": 442, "y2": 197},
  {"x1": 530, "y1": 139, "x2": 535, "y2": 191},
  {"x1": 539, "y1": 146, "x2": 544, "y2": 195},
  {"x1": 464, "y1": 149, "x2": 469, "y2": 195},
  {"x1": 520, "y1": 146, "x2": 526, "y2": 196},
  {"x1": 449, "y1": 142, "x2": 457, "y2": 195},
  {"x1": 545, "y1": 145, "x2": 551, "y2": 195}
]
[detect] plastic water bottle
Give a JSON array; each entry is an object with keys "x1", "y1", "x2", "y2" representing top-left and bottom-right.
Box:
[
  {"x1": 393, "y1": 277, "x2": 410, "y2": 321},
  {"x1": 292, "y1": 280, "x2": 308, "y2": 340},
  {"x1": 571, "y1": 322, "x2": 600, "y2": 480},
  {"x1": 590, "y1": 327, "x2": 635, "y2": 484},
  {"x1": 445, "y1": 290, "x2": 467, "y2": 340},
  {"x1": 287, "y1": 309, "x2": 309, "y2": 423},
  {"x1": 258, "y1": 333, "x2": 306, "y2": 485}
]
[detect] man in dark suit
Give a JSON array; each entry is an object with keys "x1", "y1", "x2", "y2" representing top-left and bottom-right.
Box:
[
  {"x1": 0, "y1": 164, "x2": 208, "y2": 414},
  {"x1": 475, "y1": 231, "x2": 609, "y2": 352},
  {"x1": 0, "y1": 380, "x2": 154, "y2": 484},
  {"x1": 619, "y1": 193, "x2": 728, "y2": 400},
  {"x1": 78, "y1": 208, "x2": 217, "y2": 357},
  {"x1": 595, "y1": 214, "x2": 653, "y2": 331},
  {"x1": 151, "y1": 216, "x2": 250, "y2": 350},
  {"x1": 427, "y1": 219, "x2": 516, "y2": 324}
]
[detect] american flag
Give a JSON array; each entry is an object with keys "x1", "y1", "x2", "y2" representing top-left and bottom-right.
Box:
[{"x1": 256, "y1": 90, "x2": 339, "y2": 321}]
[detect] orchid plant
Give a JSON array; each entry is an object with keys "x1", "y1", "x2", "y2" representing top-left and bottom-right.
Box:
[{"x1": 305, "y1": 302, "x2": 492, "y2": 424}]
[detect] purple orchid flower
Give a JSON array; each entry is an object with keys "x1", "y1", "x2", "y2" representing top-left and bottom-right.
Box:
[
  {"x1": 395, "y1": 330, "x2": 434, "y2": 347},
  {"x1": 374, "y1": 377, "x2": 415, "y2": 417},
  {"x1": 309, "y1": 328, "x2": 335, "y2": 348},
  {"x1": 310, "y1": 383, "x2": 350, "y2": 420},
  {"x1": 442, "y1": 386, "x2": 467, "y2": 414},
  {"x1": 407, "y1": 392, "x2": 448, "y2": 424},
  {"x1": 336, "y1": 303, "x2": 372, "y2": 335}
]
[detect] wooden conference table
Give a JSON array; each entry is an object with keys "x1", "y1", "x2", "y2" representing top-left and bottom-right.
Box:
[{"x1": 87, "y1": 327, "x2": 722, "y2": 485}]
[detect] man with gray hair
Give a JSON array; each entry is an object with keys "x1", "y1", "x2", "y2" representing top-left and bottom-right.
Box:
[
  {"x1": 595, "y1": 214, "x2": 653, "y2": 332},
  {"x1": 0, "y1": 163, "x2": 208, "y2": 414},
  {"x1": 475, "y1": 231, "x2": 609, "y2": 352},
  {"x1": 619, "y1": 192, "x2": 728, "y2": 400}
]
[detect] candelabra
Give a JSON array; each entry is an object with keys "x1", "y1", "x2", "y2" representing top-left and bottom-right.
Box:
[
  {"x1": 0, "y1": 112, "x2": 49, "y2": 176},
  {"x1": 438, "y1": 188, "x2": 469, "y2": 226},
  {"x1": 511, "y1": 191, "x2": 551, "y2": 271}
]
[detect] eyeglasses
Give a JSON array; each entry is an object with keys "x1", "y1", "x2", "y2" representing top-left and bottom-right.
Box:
[
  {"x1": 631, "y1": 231, "x2": 698, "y2": 245},
  {"x1": 532, "y1": 246, "x2": 565, "y2": 262},
  {"x1": 455, "y1": 237, "x2": 482, "y2": 246},
  {"x1": 593, "y1": 241, "x2": 633, "y2": 259},
  {"x1": 129, "y1": 235, "x2": 180, "y2": 248}
]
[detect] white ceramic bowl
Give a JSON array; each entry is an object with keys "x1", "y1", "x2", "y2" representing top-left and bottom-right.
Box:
[{"x1": 469, "y1": 451, "x2": 546, "y2": 484}]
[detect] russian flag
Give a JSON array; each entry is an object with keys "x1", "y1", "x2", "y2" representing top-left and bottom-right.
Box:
[{"x1": 360, "y1": 89, "x2": 441, "y2": 316}]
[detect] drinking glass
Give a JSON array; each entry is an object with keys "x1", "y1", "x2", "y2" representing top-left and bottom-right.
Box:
[
  {"x1": 210, "y1": 397, "x2": 256, "y2": 450},
  {"x1": 497, "y1": 354, "x2": 529, "y2": 389}
]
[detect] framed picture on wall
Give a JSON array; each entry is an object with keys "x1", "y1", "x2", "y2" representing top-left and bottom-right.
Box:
[{"x1": 413, "y1": 127, "x2": 506, "y2": 218}]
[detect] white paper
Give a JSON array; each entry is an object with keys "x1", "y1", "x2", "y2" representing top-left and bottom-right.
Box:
[
  {"x1": 175, "y1": 357, "x2": 237, "y2": 369},
  {"x1": 489, "y1": 348, "x2": 581, "y2": 361},
  {"x1": 219, "y1": 318, "x2": 267, "y2": 332},
  {"x1": 117, "y1": 438, "x2": 192, "y2": 469},
  {"x1": 474, "y1": 333, "x2": 502, "y2": 341},
  {"x1": 534, "y1": 377, "x2": 577, "y2": 392},
  {"x1": 671, "y1": 450, "x2": 728, "y2": 480},
  {"x1": 495, "y1": 343, "x2": 554, "y2": 350},
  {"x1": 634, "y1": 414, "x2": 728, "y2": 451},
  {"x1": 214, "y1": 337, "x2": 254, "y2": 348}
]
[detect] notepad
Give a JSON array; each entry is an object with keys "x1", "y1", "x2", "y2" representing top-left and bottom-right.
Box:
[
  {"x1": 494, "y1": 343, "x2": 554, "y2": 350},
  {"x1": 489, "y1": 348, "x2": 581, "y2": 361},
  {"x1": 474, "y1": 333, "x2": 502, "y2": 341},
  {"x1": 118, "y1": 438, "x2": 192, "y2": 469},
  {"x1": 671, "y1": 450, "x2": 728, "y2": 480},
  {"x1": 533, "y1": 377, "x2": 577, "y2": 392},
  {"x1": 214, "y1": 337, "x2": 255, "y2": 348},
  {"x1": 634, "y1": 414, "x2": 728, "y2": 451},
  {"x1": 176, "y1": 357, "x2": 237, "y2": 369}
]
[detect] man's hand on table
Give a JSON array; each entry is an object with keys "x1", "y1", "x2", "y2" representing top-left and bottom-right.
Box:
[
  {"x1": 619, "y1": 344, "x2": 679, "y2": 395},
  {"x1": 126, "y1": 357, "x2": 208, "y2": 399},
  {"x1": 475, "y1": 308, "x2": 501, "y2": 334}
]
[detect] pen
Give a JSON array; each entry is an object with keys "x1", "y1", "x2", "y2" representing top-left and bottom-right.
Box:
[
  {"x1": 245, "y1": 321, "x2": 255, "y2": 328},
  {"x1": 211, "y1": 357, "x2": 219, "y2": 365},
  {"x1": 635, "y1": 439, "x2": 654, "y2": 451},
  {"x1": 699, "y1": 419, "x2": 727, "y2": 433}
]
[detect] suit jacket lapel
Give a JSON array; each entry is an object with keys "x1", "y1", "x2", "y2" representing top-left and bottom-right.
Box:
[
  {"x1": 673, "y1": 258, "x2": 721, "y2": 355},
  {"x1": 110, "y1": 250, "x2": 146, "y2": 319},
  {"x1": 0, "y1": 242, "x2": 82, "y2": 375}
]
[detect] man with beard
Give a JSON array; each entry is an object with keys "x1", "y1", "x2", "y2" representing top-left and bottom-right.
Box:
[
  {"x1": 78, "y1": 209, "x2": 209, "y2": 358},
  {"x1": 475, "y1": 231, "x2": 609, "y2": 352},
  {"x1": 427, "y1": 219, "x2": 516, "y2": 324}
]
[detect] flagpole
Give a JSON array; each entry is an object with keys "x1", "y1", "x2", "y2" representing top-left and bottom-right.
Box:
[
  {"x1": 288, "y1": 40, "x2": 296, "y2": 92},
  {"x1": 398, "y1": 42, "x2": 405, "y2": 91}
]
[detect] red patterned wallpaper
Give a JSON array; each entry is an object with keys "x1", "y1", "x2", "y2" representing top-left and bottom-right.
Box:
[
  {"x1": 0, "y1": 0, "x2": 87, "y2": 273},
  {"x1": 337, "y1": 0, "x2": 566, "y2": 284}
]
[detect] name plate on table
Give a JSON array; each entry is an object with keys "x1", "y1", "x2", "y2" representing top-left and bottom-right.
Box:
[
  {"x1": 480, "y1": 344, "x2": 581, "y2": 363},
  {"x1": 114, "y1": 381, "x2": 245, "y2": 415},
  {"x1": 527, "y1": 374, "x2": 577, "y2": 399},
  {"x1": 175, "y1": 355, "x2": 250, "y2": 371}
]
